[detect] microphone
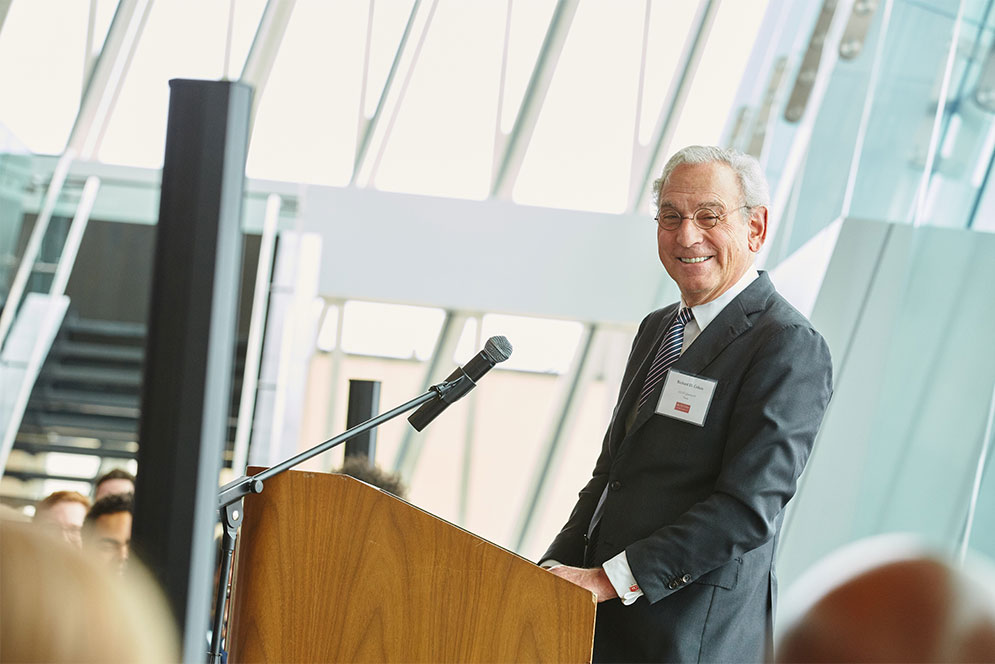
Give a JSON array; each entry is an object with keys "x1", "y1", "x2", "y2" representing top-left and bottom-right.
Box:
[{"x1": 407, "y1": 335, "x2": 513, "y2": 432}]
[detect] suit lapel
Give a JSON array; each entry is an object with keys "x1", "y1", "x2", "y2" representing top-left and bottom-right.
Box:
[
  {"x1": 625, "y1": 273, "x2": 774, "y2": 437},
  {"x1": 607, "y1": 305, "x2": 678, "y2": 454}
]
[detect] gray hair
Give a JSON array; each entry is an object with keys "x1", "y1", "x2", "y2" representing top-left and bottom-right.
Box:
[{"x1": 653, "y1": 145, "x2": 770, "y2": 210}]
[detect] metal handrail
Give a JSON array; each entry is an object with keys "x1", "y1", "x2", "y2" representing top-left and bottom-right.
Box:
[
  {"x1": 0, "y1": 150, "x2": 76, "y2": 351},
  {"x1": 230, "y1": 193, "x2": 281, "y2": 475}
]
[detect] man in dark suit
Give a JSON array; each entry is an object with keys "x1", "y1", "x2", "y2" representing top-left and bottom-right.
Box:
[{"x1": 542, "y1": 146, "x2": 833, "y2": 663}]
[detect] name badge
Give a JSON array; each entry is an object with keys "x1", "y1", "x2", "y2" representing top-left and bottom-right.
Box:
[{"x1": 655, "y1": 370, "x2": 717, "y2": 426}]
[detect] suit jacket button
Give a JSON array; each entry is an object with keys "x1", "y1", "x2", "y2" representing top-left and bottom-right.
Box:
[
  {"x1": 667, "y1": 580, "x2": 678, "y2": 590},
  {"x1": 609, "y1": 480, "x2": 622, "y2": 491},
  {"x1": 681, "y1": 574, "x2": 691, "y2": 584},
  {"x1": 583, "y1": 534, "x2": 589, "y2": 544}
]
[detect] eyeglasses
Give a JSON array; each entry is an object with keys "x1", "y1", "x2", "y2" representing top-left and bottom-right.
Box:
[{"x1": 654, "y1": 205, "x2": 751, "y2": 231}]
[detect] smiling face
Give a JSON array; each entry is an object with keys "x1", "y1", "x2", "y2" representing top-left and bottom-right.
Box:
[{"x1": 656, "y1": 161, "x2": 767, "y2": 306}]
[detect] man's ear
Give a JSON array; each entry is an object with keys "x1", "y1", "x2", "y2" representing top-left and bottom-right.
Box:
[{"x1": 748, "y1": 206, "x2": 768, "y2": 252}]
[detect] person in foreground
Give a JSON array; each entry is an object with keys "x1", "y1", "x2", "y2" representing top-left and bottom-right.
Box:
[
  {"x1": 541, "y1": 145, "x2": 833, "y2": 663},
  {"x1": 775, "y1": 535, "x2": 995, "y2": 662}
]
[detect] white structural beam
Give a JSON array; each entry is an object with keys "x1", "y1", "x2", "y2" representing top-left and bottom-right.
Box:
[
  {"x1": 70, "y1": 0, "x2": 154, "y2": 159},
  {"x1": 491, "y1": 0, "x2": 580, "y2": 199},
  {"x1": 22, "y1": 156, "x2": 669, "y2": 323},
  {"x1": 298, "y1": 184, "x2": 668, "y2": 325},
  {"x1": 240, "y1": 0, "x2": 296, "y2": 127}
]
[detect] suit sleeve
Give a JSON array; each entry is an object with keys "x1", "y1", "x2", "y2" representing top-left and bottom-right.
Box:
[
  {"x1": 540, "y1": 312, "x2": 658, "y2": 566},
  {"x1": 625, "y1": 323, "x2": 833, "y2": 603}
]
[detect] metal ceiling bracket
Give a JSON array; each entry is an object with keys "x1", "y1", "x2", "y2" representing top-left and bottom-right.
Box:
[
  {"x1": 746, "y1": 56, "x2": 789, "y2": 158},
  {"x1": 784, "y1": 0, "x2": 840, "y2": 123},
  {"x1": 839, "y1": 0, "x2": 878, "y2": 60}
]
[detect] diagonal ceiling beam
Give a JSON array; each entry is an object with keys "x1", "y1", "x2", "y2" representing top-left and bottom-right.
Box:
[
  {"x1": 240, "y1": 0, "x2": 296, "y2": 129},
  {"x1": 352, "y1": 0, "x2": 439, "y2": 187},
  {"x1": 69, "y1": 0, "x2": 154, "y2": 159},
  {"x1": 513, "y1": 323, "x2": 597, "y2": 552},
  {"x1": 626, "y1": 0, "x2": 722, "y2": 213},
  {"x1": 392, "y1": 311, "x2": 467, "y2": 479},
  {"x1": 491, "y1": 0, "x2": 579, "y2": 199}
]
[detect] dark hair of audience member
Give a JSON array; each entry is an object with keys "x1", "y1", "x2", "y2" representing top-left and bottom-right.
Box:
[
  {"x1": 95, "y1": 467, "x2": 135, "y2": 485},
  {"x1": 85, "y1": 491, "x2": 134, "y2": 524},
  {"x1": 335, "y1": 455, "x2": 408, "y2": 499},
  {"x1": 0, "y1": 519, "x2": 179, "y2": 662},
  {"x1": 94, "y1": 467, "x2": 136, "y2": 501}
]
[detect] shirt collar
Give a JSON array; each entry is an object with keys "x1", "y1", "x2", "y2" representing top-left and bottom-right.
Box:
[{"x1": 682, "y1": 268, "x2": 759, "y2": 333}]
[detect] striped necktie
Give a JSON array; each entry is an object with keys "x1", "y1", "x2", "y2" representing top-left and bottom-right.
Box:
[{"x1": 637, "y1": 307, "x2": 694, "y2": 412}]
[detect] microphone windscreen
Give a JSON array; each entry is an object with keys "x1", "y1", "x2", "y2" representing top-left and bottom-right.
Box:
[{"x1": 483, "y1": 336, "x2": 513, "y2": 363}]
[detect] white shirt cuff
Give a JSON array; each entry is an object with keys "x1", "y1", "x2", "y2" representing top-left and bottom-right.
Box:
[
  {"x1": 539, "y1": 559, "x2": 562, "y2": 569},
  {"x1": 602, "y1": 551, "x2": 643, "y2": 605}
]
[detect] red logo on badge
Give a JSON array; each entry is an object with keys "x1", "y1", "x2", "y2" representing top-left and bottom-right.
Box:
[{"x1": 675, "y1": 402, "x2": 691, "y2": 413}]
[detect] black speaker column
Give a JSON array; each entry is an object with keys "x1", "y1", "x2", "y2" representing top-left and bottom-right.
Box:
[
  {"x1": 132, "y1": 79, "x2": 252, "y2": 662},
  {"x1": 344, "y1": 379, "x2": 382, "y2": 462}
]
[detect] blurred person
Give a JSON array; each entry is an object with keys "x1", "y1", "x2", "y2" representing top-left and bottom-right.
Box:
[
  {"x1": 541, "y1": 146, "x2": 833, "y2": 663},
  {"x1": 776, "y1": 536, "x2": 995, "y2": 663},
  {"x1": 83, "y1": 492, "x2": 133, "y2": 575},
  {"x1": 93, "y1": 467, "x2": 135, "y2": 501},
  {"x1": 33, "y1": 490, "x2": 91, "y2": 549},
  {"x1": 334, "y1": 454, "x2": 407, "y2": 499},
  {"x1": 0, "y1": 518, "x2": 178, "y2": 662}
]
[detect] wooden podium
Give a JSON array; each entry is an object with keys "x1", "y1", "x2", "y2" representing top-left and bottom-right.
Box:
[{"x1": 226, "y1": 469, "x2": 595, "y2": 662}]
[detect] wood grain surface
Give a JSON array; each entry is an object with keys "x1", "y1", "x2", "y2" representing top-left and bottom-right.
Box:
[{"x1": 227, "y1": 469, "x2": 595, "y2": 663}]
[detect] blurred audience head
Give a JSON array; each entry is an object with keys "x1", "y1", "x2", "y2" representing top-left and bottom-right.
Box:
[
  {"x1": 776, "y1": 535, "x2": 995, "y2": 663},
  {"x1": 335, "y1": 454, "x2": 407, "y2": 499},
  {"x1": 0, "y1": 519, "x2": 178, "y2": 662},
  {"x1": 94, "y1": 467, "x2": 136, "y2": 501},
  {"x1": 83, "y1": 492, "x2": 134, "y2": 574},
  {"x1": 33, "y1": 490, "x2": 91, "y2": 549}
]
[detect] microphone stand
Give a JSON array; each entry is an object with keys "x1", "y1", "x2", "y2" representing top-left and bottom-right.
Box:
[{"x1": 208, "y1": 374, "x2": 474, "y2": 663}]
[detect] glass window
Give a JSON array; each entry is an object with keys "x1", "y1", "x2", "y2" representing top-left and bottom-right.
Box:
[
  {"x1": 512, "y1": 1, "x2": 646, "y2": 213},
  {"x1": 246, "y1": 1, "x2": 366, "y2": 185},
  {"x1": 375, "y1": 0, "x2": 507, "y2": 200},
  {"x1": 0, "y1": 0, "x2": 104, "y2": 154},
  {"x1": 480, "y1": 312, "x2": 583, "y2": 373},
  {"x1": 340, "y1": 300, "x2": 445, "y2": 360},
  {"x1": 97, "y1": 0, "x2": 266, "y2": 167}
]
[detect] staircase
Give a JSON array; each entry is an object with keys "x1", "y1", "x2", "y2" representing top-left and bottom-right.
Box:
[{"x1": 2, "y1": 311, "x2": 246, "y2": 501}]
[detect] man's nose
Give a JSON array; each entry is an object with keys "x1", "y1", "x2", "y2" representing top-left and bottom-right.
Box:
[{"x1": 674, "y1": 217, "x2": 704, "y2": 246}]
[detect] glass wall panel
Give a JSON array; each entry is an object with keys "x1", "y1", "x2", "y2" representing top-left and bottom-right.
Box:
[
  {"x1": 774, "y1": 0, "x2": 995, "y2": 265},
  {"x1": 0, "y1": 147, "x2": 32, "y2": 299},
  {"x1": 776, "y1": 219, "x2": 995, "y2": 591}
]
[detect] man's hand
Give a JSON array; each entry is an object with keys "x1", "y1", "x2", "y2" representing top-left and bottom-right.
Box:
[{"x1": 547, "y1": 565, "x2": 618, "y2": 602}]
